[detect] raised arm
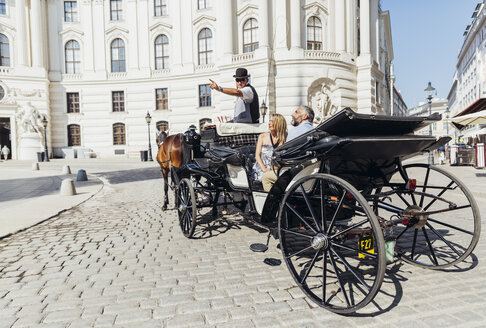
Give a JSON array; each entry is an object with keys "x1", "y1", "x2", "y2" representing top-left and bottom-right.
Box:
[{"x1": 209, "y1": 79, "x2": 243, "y2": 97}]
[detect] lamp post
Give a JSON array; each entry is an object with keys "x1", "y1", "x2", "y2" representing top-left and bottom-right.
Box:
[
  {"x1": 145, "y1": 111, "x2": 153, "y2": 161},
  {"x1": 41, "y1": 115, "x2": 49, "y2": 162},
  {"x1": 260, "y1": 100, "x2": 268, "y2": 123},
  {"x1": 445, "y1": 106, "x2": 450, "y2": 140},
  {"x1": 424, "y1": 81, "x2": 435, "y2": 165}
]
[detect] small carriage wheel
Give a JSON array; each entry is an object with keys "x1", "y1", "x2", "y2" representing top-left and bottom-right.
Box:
[
  {"x1": 375, "y1": 164, "x2": 480, "y2": 269},
  {"x1": 278, "y1": 174, "x2": 386, "y2": 314},
  {"x1": 176, "y1": 178, "x2": 197, "y2": 238}
]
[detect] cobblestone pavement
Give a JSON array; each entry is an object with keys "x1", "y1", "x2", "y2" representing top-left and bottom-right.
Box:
[{"x1": 0, "y1": 166, "x2": 485, "y2": 328}]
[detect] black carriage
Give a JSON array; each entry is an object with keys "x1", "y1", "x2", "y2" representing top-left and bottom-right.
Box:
[{"x1": 172, "y1": 108, "x2": 481, "y2": 314}]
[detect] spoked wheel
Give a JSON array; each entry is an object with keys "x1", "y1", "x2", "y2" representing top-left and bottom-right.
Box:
[
  {"x1": 278, "y1": 174, "x2": 386, "y2": 314},
  {"x1": 375, "y1": 164, "x2": 481, "y2": 269},
  {"x1": 176, "y1": 178, "x2": 197, "y2": 238}
]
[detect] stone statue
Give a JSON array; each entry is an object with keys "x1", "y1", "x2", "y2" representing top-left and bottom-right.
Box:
[
  {"x1": 15, "y1": 102, "x2": 43, "y2": 135},
  {"x1": 308, "y1": 84, "x2": 336, "y2": 122}
]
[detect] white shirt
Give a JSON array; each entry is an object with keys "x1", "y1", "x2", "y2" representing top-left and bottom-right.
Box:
[{"x1": 233, "y1": 85, "x2": 254, "y2": 123}]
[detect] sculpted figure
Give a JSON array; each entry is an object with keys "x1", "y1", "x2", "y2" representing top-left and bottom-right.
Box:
[{"x1": 16, "y1": 102, "x2": 43, "y2": 135}]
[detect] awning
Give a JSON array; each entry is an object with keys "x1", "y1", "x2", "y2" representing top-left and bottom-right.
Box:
[
  {"x1": 451, "y1": 110, "x2": 486, "y2": 127},
  {"x1": 452, "y1": 98, "x2": 486, "y2": 129}
]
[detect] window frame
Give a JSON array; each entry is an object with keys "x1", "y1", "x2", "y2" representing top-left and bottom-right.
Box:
[
  {"x1": 198, "y1": 28, "x2": 213, "y2": 65},
  {"x1": 113, "y1": 123, "x2": 126, "y2": 145},
  {"x1": 67, "y1": 124, "x2": 81, "y2": 147},
  {"x1": 155, "y1": 88, "x2": 168, "y2": 110},
  {"x1": 306, "y1": 16, "x2": 323, "y2": 50},
  {"x1": 198, "y1": 0, "x2": 211, "y2": 10},
  {"x1": 64, "y1": 1, "x2": 78, "y2": 22},
  {"x1": 110, "y1": 0, "x2": 123, "y2": 21},
  {"x1": 243, "y1": 18, "x2": 259, "y2": 53},
  {"x1": 154, "y1": 34, "x2": 169, "y2": 70},
  {"x1": 66, "y1": 92, "x2": 80, "y2": 113},
  {"x1": 0, "y1": 0, "x2": 6, "y2": 15},
  {"x1": 154, "y1": 0, "x2": 167, "y2": 16},
  {"x1": 198, "y1": 84, "x2": 211, "y2": 107},
  {"x1": 0, "y1": 33, "x2": 10, "y2": 67},
  {"x1": 112, "y1": 91, "x2": 125, "y2": 112},
  {"x1": 65, "y1": 40, "x2": 81, "y2": 74},
  {"x1": 111, "y1": 38, "x2": 126, "y2": 73}
]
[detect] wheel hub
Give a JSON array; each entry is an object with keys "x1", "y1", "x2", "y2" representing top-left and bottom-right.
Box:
[
  {"x1": 311, "y1": 233, "x2": 329, "y2": 250},
  {"x1": 405, "y1": 205, "x2": 428, "y2": 228},
  {"x1": 179, "y1": 204, "x2": 187, "y2": 212}
]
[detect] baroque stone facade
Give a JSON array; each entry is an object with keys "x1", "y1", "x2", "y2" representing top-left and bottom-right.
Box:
[{"x1": 0, "y1": 0, "x2": 394, "y2": 159}]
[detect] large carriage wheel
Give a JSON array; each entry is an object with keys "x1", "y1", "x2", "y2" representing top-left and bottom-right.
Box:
[
  {"x1": 376, "y1": 164, "x2": 480, "y2": 269},
  {"x1": 176, "y1": 178, "x2": 197, "y2": 238},
  {"x1": 278, "y1": 174, "x2": 386, "y2": 314}
]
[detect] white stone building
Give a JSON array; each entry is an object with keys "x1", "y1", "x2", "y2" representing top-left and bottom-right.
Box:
[
  {"x1": 447, "y1": 1, "x2": 486, "y2": 142},
  {"x1": 0, "y1": 0, "x2": 394, "y2": 159},
  {"x1": 407, "y1": 98, "x2": 451, "y2": 138}
]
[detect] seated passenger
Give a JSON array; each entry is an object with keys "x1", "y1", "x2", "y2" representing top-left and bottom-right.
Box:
[
  {"x1": 261, "y1": 106, "x2": 315, "y2": 191},
  {"x1": 252, "y1": 114, "x2": 287, "y2": 182}
]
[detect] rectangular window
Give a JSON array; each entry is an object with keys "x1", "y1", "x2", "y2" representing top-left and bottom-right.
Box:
[
  {"x1": 155, "y1": 88, "x2": 168, "y2": 110},
  {"x1": 68, "y1": 125, "x2": 81, "y2": 146},
  {"x1": 67, "y1": 92, "x2": 80, "y2": 113},
  {"x1": 110, "y1": 0, "x2": 123, "y2": 20},
  {"x1": 0, "y1": 0, "x2": 7, "y2": 15},
  {"x1": 64, "y1": 1, "x2": 78, "y2": 22},
  {"x1": 199, "y1": 84, "x2": 211, "y2": 107},
  {"x1": 112, "y1": 91, "x2": 125, "y2": 112},
  {"x1": 198, "y1": 0, "x2": 210, "y2": 9},
  {"x1": 154, "y1": 0, "x2": 167, "y2": 16},
  {"x1": 375, "y1": 82, "x2": 380, "y2": 104},
  {"x1": 113, "y1": 123, "x2": 126, "y2": 145}
]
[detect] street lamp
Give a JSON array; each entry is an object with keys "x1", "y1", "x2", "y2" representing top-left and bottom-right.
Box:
[
  {"x1": 41, "y1": 115, "x2": 49, "y2": 162},
  {"x1": 424, "y1": 81, "x2": 435, "y2": 165},
  {"x1": 445, "y1": 106, "x2": 450, "y2": 140},
  {"x1": 260, "y1": 100, "x2": 268, "y2": 123},
  {"x1": 145, "y1": 111, "x2": 153, "y2": 161}
]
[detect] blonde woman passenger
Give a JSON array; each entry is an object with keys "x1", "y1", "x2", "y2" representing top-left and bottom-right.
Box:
[{"x1": 252, "y1": 114, "x2": 287, "y2": 183}]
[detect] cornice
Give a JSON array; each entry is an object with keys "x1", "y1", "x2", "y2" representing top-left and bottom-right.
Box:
[
  {"x1": 149, "y1": 22, "x2": 173, "y2": 31},
  {"x1": 105, "y1": 26, "x2": 130, "y2": 35},
  {"x1": 302, "y1": 2, "x2": 329, "y2": 16},
  {"x1": 192, "y1": 14, "x2": 216, "y2": 26},
  {"x1": 237, "y1": 4, "x2": 258, "y2": 16},
  {"x1": 59, "y1": 28, "x2": 84, "y2": 37}
]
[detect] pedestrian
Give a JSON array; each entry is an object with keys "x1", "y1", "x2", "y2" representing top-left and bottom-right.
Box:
[
  {"x1": 209, "y1": 68, "x2": 260, "y2": 123},
  {"x1": 1, "y1": 145, "x2": 10, "y2": 160}
]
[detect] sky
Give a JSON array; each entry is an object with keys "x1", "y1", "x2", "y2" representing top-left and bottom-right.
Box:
[{"x1": 382, "y1": 0, "x2": 480, "y2": 108}]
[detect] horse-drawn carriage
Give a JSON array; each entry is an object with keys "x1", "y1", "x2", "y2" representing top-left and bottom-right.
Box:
[{"x1": 160, "y1": 108, "x2": 481, "y2": 314}]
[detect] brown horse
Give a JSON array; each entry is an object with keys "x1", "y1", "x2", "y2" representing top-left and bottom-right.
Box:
[{"x1": 156, "y1": 132, "x2": 184, "y2": 210}]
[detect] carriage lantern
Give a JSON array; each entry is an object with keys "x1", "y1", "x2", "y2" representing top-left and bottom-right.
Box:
[
  {"x1": 260, "y1": 100, "x2": 268, "y2": 123},
  {"x1": 145, "y1": 111, "x2": 153, "y2": 161},
  {"x1": 424, "y1": 82, "x2": 435, "y2": 165},
  {"x1": 41, "y1": 115, "x2": 49, "y2": 162}
]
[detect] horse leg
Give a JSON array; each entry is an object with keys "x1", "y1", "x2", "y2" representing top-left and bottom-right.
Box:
[{"x1": 162, "y1": 168, "x2": 169, "y2": 211}]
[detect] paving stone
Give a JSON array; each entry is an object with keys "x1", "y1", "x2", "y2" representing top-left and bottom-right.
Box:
[
  {"x1": 165, "y1": 314, "x2": 204, "y2": 328},
  {"x1": 204, "y1": 310, "x2": 230, "y2": 325},
  {"x1": 93, "y1": 315, "x2": 115, "y2": 328},
  {"x1": 11, "y1": 314, "x2": 44, "y2": 327},
  {"x1": 153, "y1": 306, "x2": 176, "y2": 319},
  {"x1": 43, "y1": 309, "x2": 82, "y2": 323},
  {"x1": 114, "y1": 309, "x2": 152, "y2": 325}
]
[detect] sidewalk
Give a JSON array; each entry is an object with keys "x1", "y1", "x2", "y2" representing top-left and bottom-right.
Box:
[{"x1": 0, "y1": 158, "x2": 157, "y2": 238}]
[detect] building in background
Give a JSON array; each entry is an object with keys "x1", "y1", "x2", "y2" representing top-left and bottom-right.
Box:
[
  {"x1": 407, "y1": 98, "x2": 450, "y2": 138},
  {"x1": 0, "y1": 0, "x2": 395, "y2": 159},
  {"x1": 447, "y1": 1, "x2": 486, "y2": 143},
  {"x1": 392, "y1": 86, "x2": 407, "y2": 116}
]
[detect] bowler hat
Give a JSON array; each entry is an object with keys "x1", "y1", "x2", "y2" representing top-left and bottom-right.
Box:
[{"x1": 233, "y1": 68, "x2": 250, "y2": 78}]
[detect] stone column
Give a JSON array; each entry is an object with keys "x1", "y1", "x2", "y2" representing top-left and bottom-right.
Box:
[
  {"x1": 16, "y1": 0, "x2": 28, "y2": 66},
  {"x1": 346, "y1": 0, "x2": 355, "y2": 54},
  {"x1": 335, "y1": 0, "x2": 346, "y2": 52},
  {"x1": 370, "y1": 0, "x2": 379, "y2": 62},
  {"x1": 217, "y1": 0, "x2": 233, "y2": 64},
  {"x1": 81, "y1": 0, "x2": 95, "y2": 73},
  {"x1": 259, "y1": 0, "x2": 269, "y2": 48},
  {"x1": 92, "y1": 0, "x2": 106, "y2": 73},
  {"x1": 171, "y1": 1, "x2": 182, "y2": 69},
  {"x1": 127, "y1": 0, "x2": 139, "y2": 71},
  {"x1": 47, "y1": 0, "x2": 61, "y2": 79},
  {"x1": 31, "y1": 0, "x2": 44, "y2": 67},
  {"x1": 290, "y1": 0, "x2": 301, "y2": 49},
  {"x1": 274, "y1": 0, "x2": 287, "y2": 50},
  {"x1": 359, "y1": 0, "x2": 371, "y2": 55},
  {"x1": 137, "y1": 0, "x2": 150, "y2": 72},
  {"x1": 180, "y1": 0, "x2": 193, "y2": 69}
]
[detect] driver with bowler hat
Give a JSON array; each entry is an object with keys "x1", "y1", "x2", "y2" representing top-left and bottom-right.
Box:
[{"x1": 209, "y1": 68, "x2": 260, "y2": 123}]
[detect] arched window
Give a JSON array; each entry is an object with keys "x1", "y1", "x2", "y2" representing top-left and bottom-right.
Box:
[
  {"x1": 156, "y1": 120, "x2": 169, "y2": 133},
  {"x1": 113, "y1": 123, "x2": 126, "y2": 145},
  {"x1": 198, "y1": 28, "x2": 213, "y2": 65},
  {"x1": 243, "y1": 18, "x2": 259, "y2": 53},
  {"x1": 111, "y1": 38, "x2": 126, "y2": 72},
  {"x1": 65, "y1": 40, "x2": 80, "y2": 73},
  {"x1": 155, "y1": 34, "x2": 169, "y2": 69},
  {"x1": 306, "y1": 16, "x2": 322, "y2": 50},
  {"x1": 199, "y1": 118, "x2": 212, "y2": 131},
  {"x1": 67, "y1": 124, "x2": 81, "y2": 146},
  {"x1": 0, "y1": 33, "x2": 10, "y2": 66}
]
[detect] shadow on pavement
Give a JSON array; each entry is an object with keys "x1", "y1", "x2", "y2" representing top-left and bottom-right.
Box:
[{"x1": 96, "y1": 167, "x2": 161, "y2": 184}]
